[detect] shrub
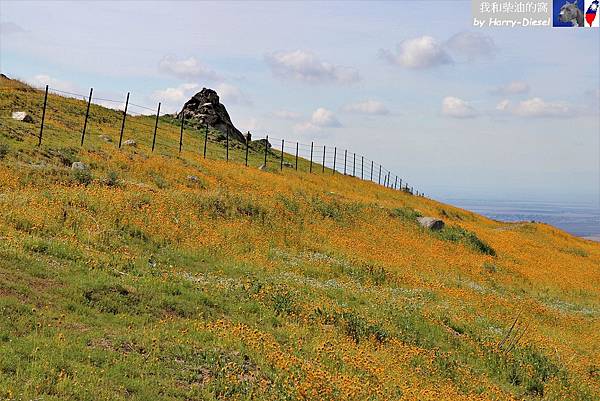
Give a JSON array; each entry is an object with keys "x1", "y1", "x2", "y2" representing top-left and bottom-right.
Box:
[
  {"x1": 560, "y1": 247, "x2": 588, "y2": 257},
  {"x1": 435, "y1": 226, "x2": 496, "y2": 256},
  {"x1": 72, "y1": 168, "x2": 93, "y2": 186},
  {"x1": 0, "y1": 142, "x2": 9, "y2": 159},
  {"x1": 483, "y1": 261, "x2": 498, "y2": 273},
  {"x1": 105, "y1": 171, "x2": 120, "y2": 187}
]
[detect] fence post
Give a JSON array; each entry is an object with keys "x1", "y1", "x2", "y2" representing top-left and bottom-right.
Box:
[
  {"x1": 399, "y1": 178, "x2": 402, "y2": 190},
  {"x1": 310, "y1": 142, "x2": 313, "y2": 173},
  {"x1": 378, "y1": 165, "x2": 381, "y2": 185},
  {"x1": 322, "y1": 145, "x2": 326, "y2": 173},
  {"x1": 203, "y1": 123, "x2": 208, "y2": 158},
  {"x1": 295, "y1": 142, "x2": 298, "y2": 170},
  {"x1": 264, "y1": 135, "x2": 268, "y2": 167},
  {"x1": 361, "y1": 156, "x2": 364, "y2": 179},
  {"x1": 38, "y1": 85, "x2": 48, "y2": 146},
  {"x1": 280, "y1": 139, "x2": 284, "y2": 170},
  {"x1": 333, "y1": 147, "x2": 337, "y2": 174},
  {"x1": 245, "y1": 132, "x2": 249, "y2": 167},
  {"x1": 353, "y1": 153, "x2": 356, "y2": 177},
  {"x1": 152, "y1": 102, "x2": 160, "y2": 152},
  {"x1": 118, "y1": 92, "x2": 130, "y2": 148},
  {"x1": 394, "y1": 176, "x2": 398, "y2": 190},
  {"x1": 179, "y1": 113, "x2": 184, "y2": 153},
  {"x1": 387, "y1": 172, "x2": 391, "y2": 188},
  {"x1": 81, "y1": 87, "x2": 93, "y2": 146},
  {"x1": 344, "y1": 149, "x2": 347, "y2": 175},
  {"x1": 370, "y1": 161, "x2": 374, "y2": 181}
]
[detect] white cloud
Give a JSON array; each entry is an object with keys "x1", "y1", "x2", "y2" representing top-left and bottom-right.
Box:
[
  {"x1": 496, "y1": 99, "x2": 511, "y2": 111},
  {"x1": 158, "y1": 56, "x2": 219, "y2": 80},
  {"x1": 272, "y1": 110, "x2": 301, "y2": 120},
  {"x1": 380, "y1": 36, "x2": 452, "y2": 69},
  {"x1": 441, "y1": 96, "x2": 478, "y2": 118},
  {"x1": 491, "y1": 81, "x2": 530, "y2": 96},
  {"x1": 512, "y1": 97, "x2": 572, "y2": 118},
  {"x1": 446, "y1": 32, "x2": 496, "y2": 61},
  {"x1": 343, "y1": 100, "x2": 389, "y2": 115},
  {"x1": 215, "y1": 83, "x2": 251, "y2": 105},
  {"x1": 311, "y1": 108, "x2": 341, "y2": 127},
  {"x1": 294, "y1": 107, "x2": 341, "y2": 132},
  {"x1": 152, "y1": 83, "x2": 199, "y2": 103},
  {"x1": 265, "y1": 50, "x2": 360, "y2": 84}
]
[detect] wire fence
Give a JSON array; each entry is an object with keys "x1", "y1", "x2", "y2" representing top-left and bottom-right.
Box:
[{"x1": 0, "y1": 83, "x2": 423, "y2": 196}]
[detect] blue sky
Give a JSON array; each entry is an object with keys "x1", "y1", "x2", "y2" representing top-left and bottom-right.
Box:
[{"x1": 0, "y1": 0, "x2": 598, "y2": 203}]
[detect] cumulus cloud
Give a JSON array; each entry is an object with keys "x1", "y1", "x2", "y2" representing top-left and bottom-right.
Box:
[
  {"x1": 342, "y1": 100, "x2": 389, "y2": 115},
  {"x1": 446, "y1": 32, "x2": 496, "y2": 61},
  {"x1": 294, "y1": 108, "x2": 341, "y2": 132},
  {"x1": 272, "y1": 110, "x2": 301, "y2": 120},
  {"x1": 496, "y1": 99, "x2": 511, "y2": 111},
  {"x1": 490, "y1": 81, "x2": 530, "y2": 96},
  {"x1": 215, "y1": 83, "x2": 251, "y2": 105},
  {"x1": 265, "y1": 50, "x2": 360, "y2": 84},
  {"x1": 441, "y1": 96, "x2": 478, "y2": 118},
  {"x1": 158, "y1": 56, "x2": 219, "y2": 81},
  {"x1": 152, "y1": 83, "x2": 199, "y2": 103},
  {"x1": 511, "y1": 97, "x2": 572, "y2": 118},
  {"x1": 380, "y1": 36, "x2": 452, "y2": 69}
]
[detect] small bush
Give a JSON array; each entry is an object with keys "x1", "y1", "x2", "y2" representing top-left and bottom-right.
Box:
[
  {"x1": 272, "y1": 291, "x2": 295, "y2": 316},
  {"x1": 310, "y1": 197, "x2": 362, "y2": 223},
  {"x1": 105, "y1": 171, "x2": 120, "y2": 187},
  {"x1": 72, "y1": 168, "x2": 92, "y2": 186},
  {"x1": 0, "y1": 142, "x2": 9, "y2": 159},
  {"x1": 435, "y1": 226, "x2": 496, "y2": 256}
]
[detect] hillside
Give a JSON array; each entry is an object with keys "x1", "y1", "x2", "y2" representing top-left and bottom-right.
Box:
[{"x1": 0, "y1": 77, "x2": 599, "y2": 400}]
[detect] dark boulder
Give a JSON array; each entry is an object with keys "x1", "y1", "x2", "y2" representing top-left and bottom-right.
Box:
[{"x1": 177, "y1": 88, "x2": 245, "y2": 142}]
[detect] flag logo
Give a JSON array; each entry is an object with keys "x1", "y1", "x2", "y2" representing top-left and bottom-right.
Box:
[{"x1": 585, "y1": 0, "x2": 600, "y2": 26}]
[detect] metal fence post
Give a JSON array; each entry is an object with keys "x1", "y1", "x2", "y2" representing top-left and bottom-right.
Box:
[
  {"x1": 203, "y1": 123, "x2": 208, "y2": 158},
  {"x1": 322, "y1": 145, "x2": 326, "y2": 173},
  {"x1": 333, "y1": 147, "x2": 337, "y2": 174},
  {"x1": 344, "y1": 149, "x2": 347, "y2": 175},
  {"x1": 179, "y1": 113, "x2": 184, "y2": 153},
  {"x1": 353, "y1": 153, "x2": 356, "y2": 177},
  {"x1": 245, "y1": 132, "x2": 249, "y2": 167},
  {"x1": 152, "y1": 102, "x2": 160, "y2": 152},
  {"x1": 378, "y1": 165, "x2": 382, "y2": 185},
  {"x1": 38, "y1": 85, "x2": 48, "y2": 146},
  {"x1": 264, "y1": 135, "x2": 268, "y2": 167},
  {"x1": 394, "y1": 176, "x2": 398, "y2": 190},
  {"x1": 81, "y1": 87, "x2": 93, "y2": 146},
  {"x1": 361, "y1": 156, "x2": 364, "y2": 179},
  {"x1": 371, "y1": 160, "x2": 374, "y2": 181},
  {"x1": 118, "y1": 92, "x2": 129, "y2": 148},
  {"x1": 310, "y1": 142, "x2": 313, "y2": 173},
  {"x1": 280, "y1": 139, "x2": 284, "y2": 170},
  {"x1": 295, "y1": 142, "x2": 298, "y2": 170}
]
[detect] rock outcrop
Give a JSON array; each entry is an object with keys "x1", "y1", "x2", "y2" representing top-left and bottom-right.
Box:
[
  {"x1": 177, "y1": 88, "x2": 245, "y2": 142},
  {"x1": 417, "y1": 217, "x2": 445, "y2": 231},
  {"x1": 12, "y1": 111, "x2": 34, "y2": 123}
]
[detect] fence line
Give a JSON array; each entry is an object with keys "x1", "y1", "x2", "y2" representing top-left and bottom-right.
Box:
[{"x1": 0, "y1": 83, "x2": 424, "y2": 196}]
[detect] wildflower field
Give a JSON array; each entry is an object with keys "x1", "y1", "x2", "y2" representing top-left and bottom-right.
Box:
[{"x1": 0, "y1": 77, "x2": 599, "y2": 400}]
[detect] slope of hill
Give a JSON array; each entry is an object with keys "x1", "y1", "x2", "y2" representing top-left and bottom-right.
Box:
[{"x1": 0, "y1": 77, "x2": 599, "y2": 400}]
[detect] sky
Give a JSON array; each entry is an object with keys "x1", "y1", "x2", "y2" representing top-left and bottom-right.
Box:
[{"x1": 0, "y1": 0, "x2": 598, "y2": 204}]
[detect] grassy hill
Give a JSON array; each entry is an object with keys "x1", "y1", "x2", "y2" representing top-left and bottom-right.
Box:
[{"x1": 0, "y1": 76, "x2": 599, "y2": 400}]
